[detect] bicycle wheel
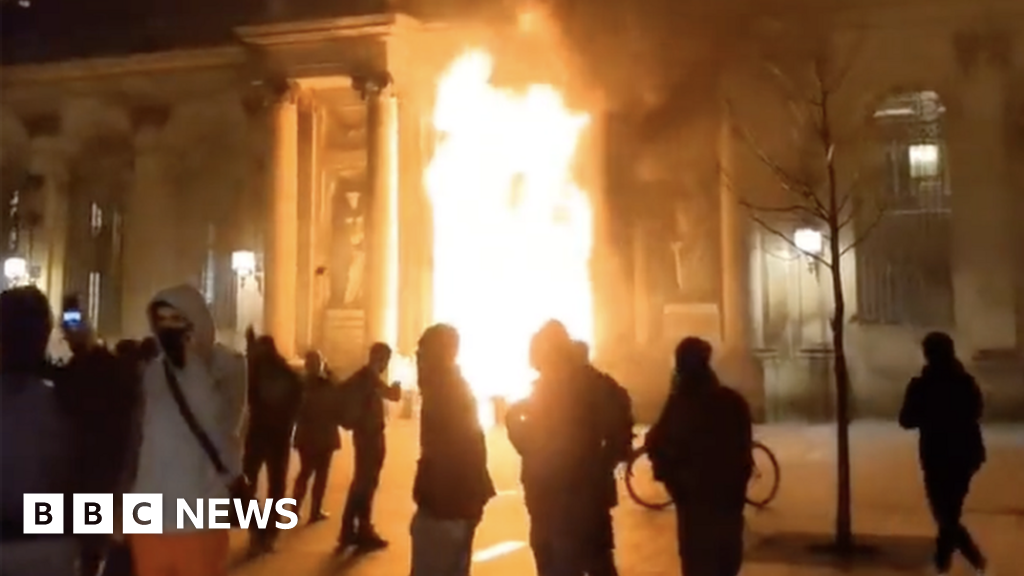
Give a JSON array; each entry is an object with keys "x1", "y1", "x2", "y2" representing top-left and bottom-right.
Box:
[
  {"x1": 625, "y1": 447, "x2": 674, "y2": 511},
  {"x1": 745, "y1": 441, "x2": 780, "y2": 508}
]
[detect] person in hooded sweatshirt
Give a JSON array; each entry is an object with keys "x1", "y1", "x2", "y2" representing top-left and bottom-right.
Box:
[
  {"x1": 646, "y1": 337, "x2": 752, "y2": 576},
  {"x1": 899, "y1": 332, "x2": 987, "y2": 576},
  {"x1": 128, "y1": 284, "x2": 246, "y2": 576},
  {"x1": 409, "y1": 324, "x2": 495, "y2": 576},
  {"x1": 0, "y1": 286, "x2": 78, "y2": 576}
]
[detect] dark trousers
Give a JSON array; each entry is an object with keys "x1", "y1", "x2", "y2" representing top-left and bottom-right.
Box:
[
  {"x1": 669, "y1": 490, "x2": 744, "y2": 576},
  {"x1": 527, "y1": 497, "x2": 594, "y2": 576},
  {"x1": 292, "y1": 449, "x2": 334, "y2": 514},
  {"x1": 340, "y1": 432, "x2": 386, "y2": 541},
  {"x1": 586, "y1": 509, "x2": 618, "y2": 576},
  {"x1": 242, "y1": 431, "x2": 292, "y2": 541},
  {"x1": 924, "y1": 468, "x2": 985, "y2": 572}
]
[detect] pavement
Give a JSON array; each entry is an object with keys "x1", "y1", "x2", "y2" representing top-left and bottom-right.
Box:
[{"x1": 227, "y1": 421, "x2": 1024, "y2": 576}]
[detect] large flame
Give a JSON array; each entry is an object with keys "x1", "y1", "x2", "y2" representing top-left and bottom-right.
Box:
[{"x1": 426, "y1": 50, "x2": 594, "y2": 426}]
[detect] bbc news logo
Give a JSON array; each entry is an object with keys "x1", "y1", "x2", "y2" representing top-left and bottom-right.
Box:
[{"x1": 24, "y1": 494, "x2": 298, "y2": 534}]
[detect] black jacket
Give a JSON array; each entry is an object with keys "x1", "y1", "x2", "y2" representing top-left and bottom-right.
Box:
[
  {"x1": 899, "y1": 361, "x2": 985, "y2": 474},
  {"x1": 293, "y1": 376, "x2": 343, "y2": 453},
  {"x1": 413, "y1": 366, "x2": 495, "y2": 520},
  {"x1": 247, "y1": 357, "x2": 302, "y2": 438}
]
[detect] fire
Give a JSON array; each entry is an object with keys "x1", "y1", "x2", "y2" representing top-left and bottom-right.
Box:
[{"x1": 426, "y1": 50, "x2": 594, "y2": 427}]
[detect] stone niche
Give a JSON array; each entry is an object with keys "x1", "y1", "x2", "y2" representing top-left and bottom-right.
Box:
[{"x1": 318, "y1": 96, "x2": 370, "y2": 374}]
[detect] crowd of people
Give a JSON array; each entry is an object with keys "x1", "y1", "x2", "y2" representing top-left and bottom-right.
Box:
[{"x1": 0, "y1": 282, "x2": 991, "y2": 576}]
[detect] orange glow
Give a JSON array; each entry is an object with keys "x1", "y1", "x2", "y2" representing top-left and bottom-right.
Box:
[{"x1": 426, "y1": 49, "x2": 594, "y2": 426}]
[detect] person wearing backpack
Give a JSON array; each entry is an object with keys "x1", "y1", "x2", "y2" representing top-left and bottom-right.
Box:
[
  {"x1": 292, "y1": 350, "x2": 343, "y2": 523},
  {"x1": 128, "y1": 284, "x2": 246, "y2": 576},
  {"x1": 336, "y1": 342, "x2": 401, "y2": 553},
  {"x1": 0, "y1": 286, "x2": 79, "y2": 576}
]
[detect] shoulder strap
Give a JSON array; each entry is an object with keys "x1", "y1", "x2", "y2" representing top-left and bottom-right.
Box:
[{"x1": 162, "y1": 361, "x2": 229, "y2": 475}]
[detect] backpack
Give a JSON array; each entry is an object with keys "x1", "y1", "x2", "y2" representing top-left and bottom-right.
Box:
[{"x1": 334, "y1": 375, "x2": 361, "y2": 431}]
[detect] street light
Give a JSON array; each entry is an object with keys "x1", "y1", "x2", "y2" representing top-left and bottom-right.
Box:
[
  {"x1": 793, "y1": 228, "x2": 823, "y2": 255},
  {"x1": 231, "y1": 250, "x2": 257, "y2": 277},
  {"x1": 3, "y1": 257, "x2": 28, "y2": 285}
]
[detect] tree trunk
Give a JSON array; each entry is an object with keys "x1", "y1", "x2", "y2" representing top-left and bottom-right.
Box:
[{"x1": 829, "y1": 235, "x2": 854, "y2": 552}]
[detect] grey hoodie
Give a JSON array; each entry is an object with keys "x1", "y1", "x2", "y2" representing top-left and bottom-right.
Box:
[{"x1": 131, "y1": 284, "x2": 246, "y2": 533}]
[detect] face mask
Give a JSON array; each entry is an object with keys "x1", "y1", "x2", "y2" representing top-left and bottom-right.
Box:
[{"x1": 157, "y1": 327, "x2": 190, "y2": 367}]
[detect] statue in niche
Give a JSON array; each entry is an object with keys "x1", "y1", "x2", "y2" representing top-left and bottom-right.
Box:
[
  {"x1": 329, "y1": 177, "x2": 366, "y2": 309},
  {"x1": 664, "y1": 176, "x2": 718, "y2": 304}
]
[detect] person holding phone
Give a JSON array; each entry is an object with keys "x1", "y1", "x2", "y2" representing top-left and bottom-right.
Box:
[{"x1": 336, "y1": 342, "x2": 402, "y2": 553}]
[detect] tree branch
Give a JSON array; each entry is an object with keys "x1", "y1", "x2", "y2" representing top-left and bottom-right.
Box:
[{"x1": 839, "y1": 206, "x2": 887, "y2": 257}]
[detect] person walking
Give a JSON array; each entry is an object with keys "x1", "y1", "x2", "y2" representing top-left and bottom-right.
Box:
[
  {"x1": 409, "y1": 324, "x2": 495, "y2": 576},
  {"x1": 646, "y1": 337, "x2": 752, "y2": 576},
  {"x1": 242, "y1": 334, "x2": 303, "y2": 553},
  {"x1": 899, "y1": 331, "x2": 988, "y2": 576},
  {"x1": 128, "y1": 284, "x2": 246, "y2": 576},
  {"x1": 336, "y1": 342, "x2": 402, "y2": 552},
  {"x1": 0, "y1": 287, "x2": 79, "y2": 576},
  {"x1": 292, "y1": 350, "x2": 343, "y2": 523}
]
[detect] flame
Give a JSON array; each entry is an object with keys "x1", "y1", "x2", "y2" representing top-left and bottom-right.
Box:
[{"x1": 426, "y1": 50, "x2": 594, "y2": 427}]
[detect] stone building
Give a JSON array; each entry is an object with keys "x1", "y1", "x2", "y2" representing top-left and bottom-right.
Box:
[{"x1": 1, "y1": 1, "x2": 1021, "y2": 419}]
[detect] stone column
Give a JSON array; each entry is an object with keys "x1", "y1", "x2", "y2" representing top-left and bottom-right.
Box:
[
  {"x1": 122, "y1": 105, "x2": 172, "y2": 338},
  {"x1": 947, "y1": 49, "x2": 1015, "y2": 353},
  {"x1": 22, "y1": 113, "x2": 67, "y2": 315},
  {"x1": 264, "y1": 83, "x2": 300, "y2": 359},
  {"x1": 357, "y1": 74, "x2": 400, "y2": 348},
  {"x1": 396, "y1": 85, "x2": 429, "y2": 354},
  {"x1": 717, "y1": 106, "x2": 760, "y2": 411}
]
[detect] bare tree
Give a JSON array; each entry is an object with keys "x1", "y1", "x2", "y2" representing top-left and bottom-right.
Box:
[{"x1": 723, "y1": 30, "x2": 885, "y2": 553}]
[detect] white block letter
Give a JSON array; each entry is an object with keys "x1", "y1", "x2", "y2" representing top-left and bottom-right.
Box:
[
  {"x1": 275, "y1": 499, "x2": 298, "y2": 529},
  {"x1": 23, "y1": 494, "x2": 64, "y2": 535},
  {"x1": 73, "y1": 494, "x2": 114, "y2": 535},
  {"x1": 207, "y1": 498, "x2": 231, "y2": 529},
  {"x1": 122, "y1": 494, "x2": 163, "y2": 534}
]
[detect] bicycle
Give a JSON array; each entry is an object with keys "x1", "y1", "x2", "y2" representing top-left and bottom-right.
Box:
[{"x1": 624, "y1": 440, "x2": 781, "y2": 510}]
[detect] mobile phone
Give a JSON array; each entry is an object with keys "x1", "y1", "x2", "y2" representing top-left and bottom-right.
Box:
[{"x1": 61, "y1": 309, "x2": 82, "y2": 328}]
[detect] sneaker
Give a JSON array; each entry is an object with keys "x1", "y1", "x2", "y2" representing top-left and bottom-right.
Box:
[
  {"x1": 355, "y1": 533, "x2": 389, "y2": 553},
  {"x1": 309, "y1": 510, "x2": 330, "y2": 523}
]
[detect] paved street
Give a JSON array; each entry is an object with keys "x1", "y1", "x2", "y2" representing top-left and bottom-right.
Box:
[{"x1": 228, "y1": 422, "x2": 1024, "y2": 576}]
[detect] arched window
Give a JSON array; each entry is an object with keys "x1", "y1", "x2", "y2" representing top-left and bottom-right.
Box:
[{"x1": 857, "y1": 91, "x2": 953, "y2": 327}]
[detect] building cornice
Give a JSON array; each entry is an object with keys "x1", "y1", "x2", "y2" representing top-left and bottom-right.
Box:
[
  {"x1": 0, "y1": 46, "x2": 247, "y2": 85},
  {"x1": 235, "y1": 13, "x2": 424, "y2": 47}
]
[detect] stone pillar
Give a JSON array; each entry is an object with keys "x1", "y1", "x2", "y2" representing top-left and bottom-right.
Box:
[
  {"x1": 22, "y1": 113, "x2": 67, "y2": 315},
  {"x1": 264, "y1": 83, "x2": 300, "y2": 359},
  {"x1": 718, "y1": 107, "x2": 760, "y2": 411},
  {"x1": 947, "y1": 58, "x2": 1015, "y2": 353},
  {"x1": 358, "y1": 74, "x2": 400, "y2": 348},
  {"x1": 396, "y1": 85, "x2": 429, "y2": 354},
  {"x1": 122, "y1": 105, "x2": 172, "y2": 338}
]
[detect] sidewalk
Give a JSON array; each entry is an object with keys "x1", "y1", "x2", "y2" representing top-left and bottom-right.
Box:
[{"x1": 228, "y1": 422, "x2": 1024, "y2": 575}]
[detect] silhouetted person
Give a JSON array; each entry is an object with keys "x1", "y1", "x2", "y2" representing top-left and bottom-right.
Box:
[
  {"x1": 570, "y1": 341, "x2": 634, "y2": 576},
  {"x1": 508, "y1": 321, "x2": 609, "y2": 576},
  {"x1": 243, "y1": 335, "x2": 302, "y2": 553},
  {"x1": 0, "y1": 287, "x2": 78, "y2": 576},
  {"x1": 292, "y1": 350, "x2": 342, "y2": 523},
  {"x1": 57, "y1": 300, "x2": 136, "y2": 575},
  {"x1": 138, "y1": 336, "x2": 159, "y2": 364},
  {"x1": 899, "y1": 332, "x2": 987, "y2": 576},
  {"x1": 409, "y1": 324, "x2": 495, "y2": 576},
  {"x1": 337, "y1": 342, "x2": 402, "y2": 552},
  {"x1": 646, "y1": 337, "x2": 752, "y2": 576}
]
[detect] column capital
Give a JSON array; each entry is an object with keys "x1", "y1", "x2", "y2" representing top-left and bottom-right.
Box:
[
  {"x1": 130, "y1": 104, "x2": 172, "y2": 133},
  {"x1": 245, "y1": 78, "x2": 302, "y2": 116},
  {"x1": 21, "y1": 112, "x2": 62, "y2": 139},
  {"x1": 352, "y1": 72, "x2": 394, "y2": 101}
]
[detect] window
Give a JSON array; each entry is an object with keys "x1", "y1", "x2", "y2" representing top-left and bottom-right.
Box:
[
  {"x1": 908, "y1": 144, "x2": 940, "y2": 179},
  {"x1": 87, "y1": 271, "x2": 101, "y2": 325},
  {"x1": 857, "y1": 91, "x2": 954, "y2": 327}
]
